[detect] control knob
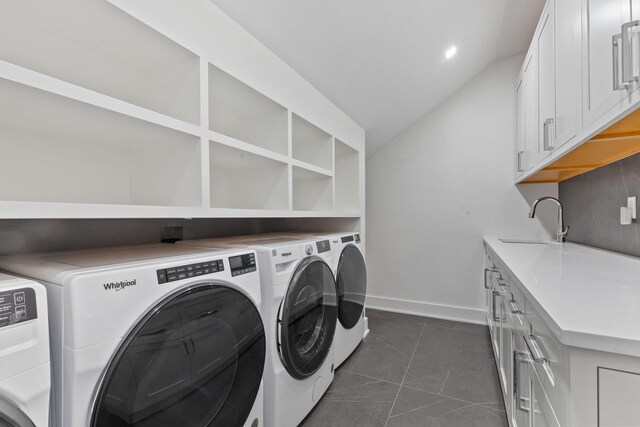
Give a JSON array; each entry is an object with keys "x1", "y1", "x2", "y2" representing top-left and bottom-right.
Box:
[{"x1": 305, "y1": 244, "x2": 314, "y2": 255}]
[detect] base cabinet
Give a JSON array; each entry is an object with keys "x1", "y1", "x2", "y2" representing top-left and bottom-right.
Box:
[{"x1": 484, "y1": 241, "x2": 640, "y2": 427}]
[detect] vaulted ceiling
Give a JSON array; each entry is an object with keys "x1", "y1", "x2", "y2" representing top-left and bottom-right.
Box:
[{"x1": 211, "y1": 0, "x2": 545, "y2": 157}]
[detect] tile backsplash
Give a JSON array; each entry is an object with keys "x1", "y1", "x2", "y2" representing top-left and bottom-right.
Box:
[{"x1": 559, "y1": 152, "x2": 640, "y2": 257}]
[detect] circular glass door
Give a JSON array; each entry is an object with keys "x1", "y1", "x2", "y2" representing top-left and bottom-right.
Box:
[
  {"x1": 91, "y1": 283, "x2": 265, "y2": 427},
  {"x1": 0, "y1": 396, "x2": 36, "y2": 427},
  {"x1": 278, "y1": 257, "x2": 337, "y2": 380},
  {"x1": 336, "y1": 245, "x2": 367, "y2": 329}
]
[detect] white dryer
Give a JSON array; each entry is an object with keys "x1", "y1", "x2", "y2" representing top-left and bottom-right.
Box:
[
  {"x1": 0, "y1": 244, "x2": 265, "y2": 427},
  {"x1": 317, "y1": 232, "x2": 368, "y2": 368},
  {"x1": 0, "y1": 273, "x2": 50, "y2": 427},
  {"x1": 179, "y1": 236, "x2": 337, "y2": 427}
]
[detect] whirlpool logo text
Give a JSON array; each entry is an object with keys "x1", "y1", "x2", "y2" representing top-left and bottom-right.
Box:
[{"x1": 103, "y1": 279, "x2": 137, "y2": 292}]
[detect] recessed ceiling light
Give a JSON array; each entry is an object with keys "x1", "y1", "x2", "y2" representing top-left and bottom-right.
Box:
[{"x1": 445, "y1": 46, "x2": 458, "y2": 60}]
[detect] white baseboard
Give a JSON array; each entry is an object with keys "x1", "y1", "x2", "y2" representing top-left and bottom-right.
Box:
[{"x1": 365, "y1": 295, "x2": 487, "y2": 325}]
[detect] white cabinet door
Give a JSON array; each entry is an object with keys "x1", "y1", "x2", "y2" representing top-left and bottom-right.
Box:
[
  {"x1": 491, "y1": 287, "x2": 502, "y2": 360},
  {"x1": 582, "y1": 0, "x2": 633, "y2": 128},
  {"x1": 524, "y1": 51, "x2": 538, "y2": 171},
  {"x1": 598, "y1": 367, "x2": 640, "y2": 426},
  {"x1": 501, "y1": 310, "x2": 514, "y2": 420},
  {"x1": 537, "y1": 2, "x2": 555, "y2": 163},
  {"x1": 512, "y1": 335, "x2": 531, "y2": 427},
  {"x1": 554, "y1": 0, "x2": 581, "y2": 149},
  {"x1": 515, "y1": 73, "x2": 526, "y2": 178},
  {"x1": 531, "y1": 370, "x2": 561, "y2": 427}
]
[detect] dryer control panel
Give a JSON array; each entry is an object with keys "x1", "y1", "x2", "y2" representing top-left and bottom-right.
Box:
[
  {"x1": 0, "y1": 287, "x2": 38, "y2": 328},
  {"x1": 156, "y1": 258, "x2": 224, "y2": 284}
]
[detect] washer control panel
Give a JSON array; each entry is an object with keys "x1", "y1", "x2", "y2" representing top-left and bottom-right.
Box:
[
  {"x1": 316, "y1": 240, "x2": 331, "y2": 253},
  {"x1": 0, "y1": 287, "x2": 38, "y2": 328},
  {"x1": 156, "y1": 258, "x2": 224, "y2": 284},
  {"x1": 229, "y1": 253, "x2": 257, "y2": 277}
]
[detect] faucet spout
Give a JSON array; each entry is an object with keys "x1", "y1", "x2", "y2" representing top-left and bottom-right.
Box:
[{"x1": 528, "y1": 197, "x2": 568, "y2": 243}]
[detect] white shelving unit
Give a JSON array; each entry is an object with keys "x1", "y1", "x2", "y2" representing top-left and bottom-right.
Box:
[
  {"x1": 209, "y1": 64, "x2": 288, "y2": 155},
  {"x1": 334, "y1": 139, "x2": 360, "y2": 213},
  {"x1": 292, "y1": 167, "x2": 333, "y2": 212},
  {"x1": 292, "y1": 114, "x2": 333, "y2": 170},
  {"x1": 0, "y1": 1, "x2": 364, "y2": 219},
  {"x1": 0, "y1": 0, "x2": 200, "y2": 125},
  {"x1": 0, "y1": 78, "x2": 201, "y2": 207},
  {"x1": 209, "y1": 142, "x2": 289, "y2": 210}
]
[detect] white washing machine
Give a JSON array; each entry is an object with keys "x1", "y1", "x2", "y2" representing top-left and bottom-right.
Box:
[
  {"x1": 0, "y1": 273, "x2": 50, "y2": 427},
  {"x1": 316, "y1": 232, "x2": 368, "y2": 368},
  {"x1": 0, "y1": 244, "x2": 265, "y2": 427},
  {"x1": 179, "y1": 236, "x2": 337, "y2": 427}
]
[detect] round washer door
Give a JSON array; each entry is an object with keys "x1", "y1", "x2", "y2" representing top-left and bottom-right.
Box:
[
  {"x1": 0, "y1": 396, "x2": 35, "y2": 427},
  {"x1": 336, "y1": 245, "x2": 367, "y2": 329},
  {"x1": 279, "y1": 257, "x2": 337, "y2": 380},
  {"x1": 91, "y1": 283, "x2": 265, "y2": 427}
]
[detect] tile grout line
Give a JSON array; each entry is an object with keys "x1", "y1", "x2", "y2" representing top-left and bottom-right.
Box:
[{"x1": 383, "y1": 320, "x2": 427, "y2": 427}]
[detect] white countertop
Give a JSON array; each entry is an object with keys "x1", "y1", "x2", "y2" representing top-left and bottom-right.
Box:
[{"x1": 484, "y1": 236, "x2": 640, "y2": 357}]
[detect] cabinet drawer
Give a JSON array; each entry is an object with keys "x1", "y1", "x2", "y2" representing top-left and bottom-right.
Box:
[{"x1": 526, "y1": 304, "x2": 568, "y2": 424}]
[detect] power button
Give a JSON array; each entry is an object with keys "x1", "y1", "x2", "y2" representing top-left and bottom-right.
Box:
[{"x1": 14, "y1": 292, "x2": 25, "y2": 305}]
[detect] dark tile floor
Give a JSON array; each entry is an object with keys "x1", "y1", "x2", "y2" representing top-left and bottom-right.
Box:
[{"x1": 301, "y1": 309, "x2": 508, "y2": 427}]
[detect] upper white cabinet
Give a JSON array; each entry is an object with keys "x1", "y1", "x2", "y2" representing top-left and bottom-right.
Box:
[
  {"x1": 582, "y1": 0, "x2": 633, "y2": 128},
  {"x1": 515, "y1": 50, "x2": 539, "y2": 179},
  {"x1": 515, "y1": 74, "x2": 527, "y2": 178},
  {"x1": 537, "y1": 2, "x2": 556, "y2": 164},
  {"x1": 0, "y1": 0, "x2": 365, "y2": 219},
  {"x1": 554, "y1": 0, "x2": 581, "y2": 148},
  {"x1": 515, "y1": 0, "x2": 581, "y2": 180},
  {"x1": 515, "y1": 0, "x2": 640, "y2": 184}
]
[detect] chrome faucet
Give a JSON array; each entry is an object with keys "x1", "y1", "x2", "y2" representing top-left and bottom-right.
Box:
[{"x1": 529, "y1": 197, "x2": 569, "y2": 243}]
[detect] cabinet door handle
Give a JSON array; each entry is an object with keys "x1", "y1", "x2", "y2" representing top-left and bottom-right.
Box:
[
  {"x1": 510, "y1": 300, "x2": 525, "y2": 315},
  {"x1": 514, "y1": 350, "x2": 531, "y2": 413},
  {"x1": 622, "y1": 20, "x2": 640, "y2": 84},
  {"x1": 543, "y1": 118, "x2": 554, "y2": 151},
  {"x1": 483, "y1": 268, "x2": 492, "y2": 289},
  {"x1": 492, "y1": 290, "x2": 506, "y2": 322},
  {"x1": 517, "y1": 151, "x2": 525, "y2": 172},
  {"x1": 613, "y1": 33, "x2": 630, "y2": 91},
  {"x1": 524, "y1": 333, "x2": 549, "y2": 365}
]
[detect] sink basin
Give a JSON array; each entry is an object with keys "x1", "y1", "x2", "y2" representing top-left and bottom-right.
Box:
[{"x1": 499, "y1": 238, "x2": 551, "y2": 245}]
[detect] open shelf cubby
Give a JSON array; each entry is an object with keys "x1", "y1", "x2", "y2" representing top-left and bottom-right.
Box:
[
  {"x1": 292, "y1": 167, "x2": 333, "y2": 212},
  {"x1": 209, "y1": 142, "x2": 289, "y2": 210},
  {"x1": 0, "y1": 0, "x2": 200, "y2": 124},
  {"x1": 334, "y1": 139, "x2": 360, "y2": 213},
  {"x1": 209, "y1": 65, "x2": 288, "y2": 155},
  {"x1": 292, "y1": 114, "x2": 333, "y2": 170},
  {"x1": 0, "y1": 78, "x2": 202, "y2": 207}
]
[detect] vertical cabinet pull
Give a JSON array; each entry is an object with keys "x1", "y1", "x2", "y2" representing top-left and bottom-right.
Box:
[
  {"x1": 492, "y1": 290, "x2": 506, "y2": 322},
  {"x1": 483, "y1": 268, "x2": 492, "y2": 289},
  {"x1": 621, "y1": 20, "x2": 640, "y2": 84},
  {"x1": 613, "y1": 33, "x2": 629, "y2": 90},
  {"x1": 514, "y1": 350, "x2": 531, "y2": 413},
  {"x1": 517, "y1": 151, "x2": 525, "y2": 172},
  {"x1": 543, "y1": 118, "x2": 554, "y2": 151}
]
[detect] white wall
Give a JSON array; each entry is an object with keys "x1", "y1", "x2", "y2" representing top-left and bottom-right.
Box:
[{"x1": 365, "y1": 55, "x2": 558, "y2": 323}]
